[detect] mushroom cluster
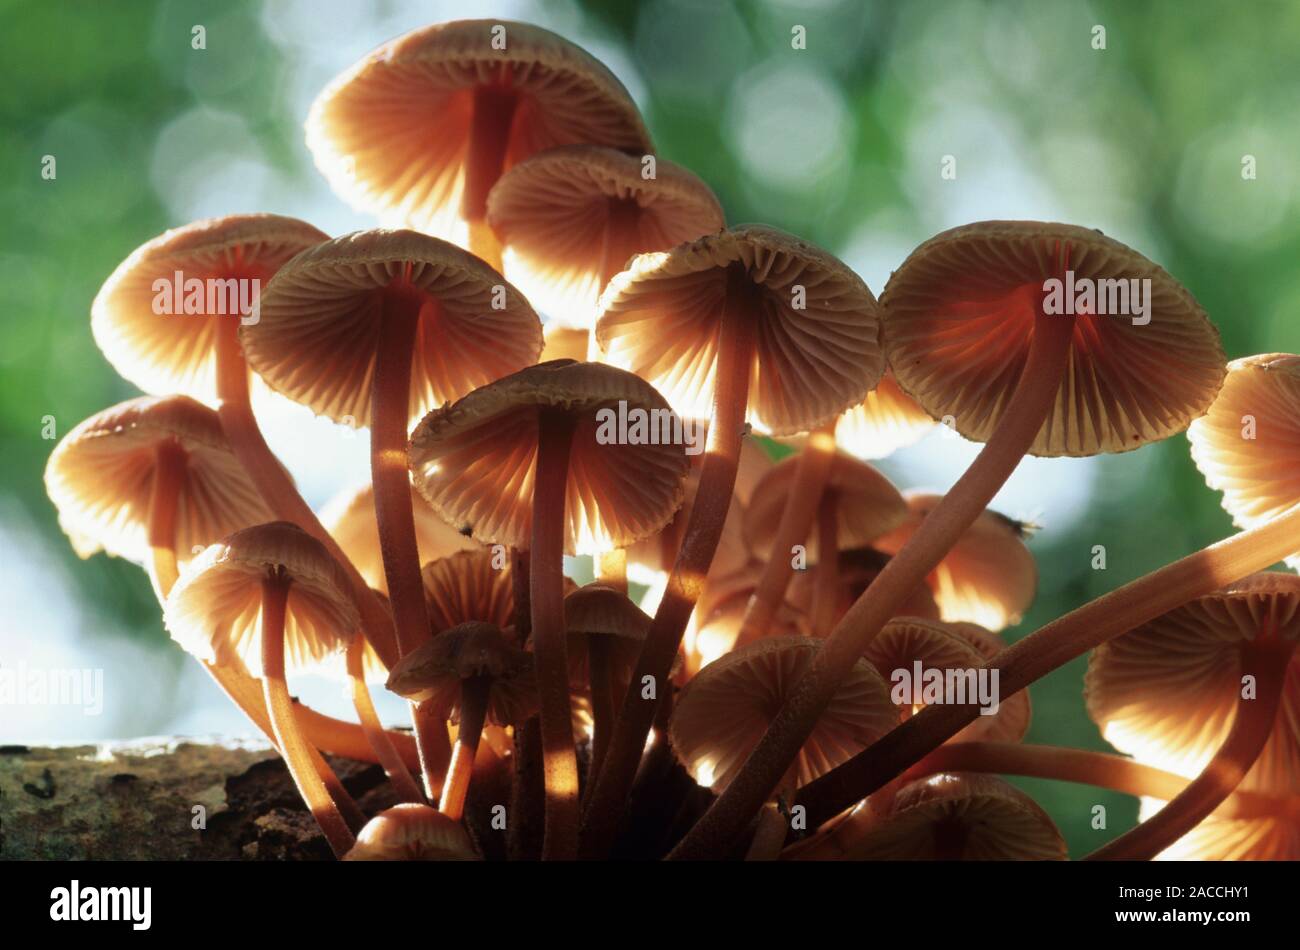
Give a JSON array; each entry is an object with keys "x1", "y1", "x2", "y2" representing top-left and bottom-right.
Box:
[{"x1": 46, "y1": 18, "x2": 1300, "y2": 861}]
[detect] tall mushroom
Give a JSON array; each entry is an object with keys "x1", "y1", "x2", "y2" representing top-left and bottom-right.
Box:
[
  {"x1": 241, "y1": 228, "x2": 542, "y2": 796},
  {"x1": 586, "y1": 225, "x2": 884, "y2": 852},
  {"x1": 409, "y1": 359, "x2": 689, "y2": 857},
  {"x1": 307, "y1": 20, "x2": 652, "y2": 267},
  {"x1": 165, "y1": 522, "x2": 361, "y2": 857}
]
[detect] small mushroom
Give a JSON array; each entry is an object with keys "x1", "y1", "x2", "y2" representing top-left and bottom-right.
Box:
[
  {"x1": 165, "y1": 522, "x2": 361, "y2": 856},
  {"x1": 344, "y1": 804, "x2": 479, "y2": 861}
]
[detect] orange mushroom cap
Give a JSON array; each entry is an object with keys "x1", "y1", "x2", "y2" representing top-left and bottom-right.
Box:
[
  {"x1": 488, "y1": 145, "x2": 724, "y2": 329},
  {"x1": 805, "y1": 371, "x2": 935, "y2": 461},
  {"x1": 595, "y1": 225, "x2": 885, "y2": 436},
  {"x1": 239, "y1": 228, "x2": 542, "y2": 427},
  {"x1": 91, "y1": 214, "x2": 329, "y2": 401},
  {"x1": 563, "y1": 584, "x2": 654, "y2": 691},
  {"x1": 684, "y1": 564, "x2": 808, "y2": 676},
  {"x1": 409, "y1": 359, "x2": 690, "y2": 554},
  {"x1": 44, "y1": 395, "x2": 273, "y2": 566},
  {"x1": 1135, "y1": 787, "x2": 1300, "y2": 860},
  {"x1": 344, "y1": 803, "x2": 479, "y2": 861},
  {"x1": 881, "y1": 220, "x2": 1225, "y2": 457},
  {"x1": 307, "y1": 20, "x2": 652, "y2": 243},
  {"x1": 164, "y1": 521, "x2": 357, "y2": 677}
]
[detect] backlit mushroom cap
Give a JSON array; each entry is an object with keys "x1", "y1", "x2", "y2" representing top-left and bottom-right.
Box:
[
  {"x1": 540, "y1": 323, "x2": 592, "y2": 362},
  {"x1": 487, "y1": 146, "x2": 724, "y2": 329},
  {"x1": 306, "y1": 20, "x2": 652, "y2": 242},
  {"x1": 164, "y1": 522, "x2": 358, "y2": 677},
  {"x1": 744, "y1": 451, "x2": 907, "y2": 562},
  {"x1": 385, "y1": 621, "x2": 536, "y2": 726},
  {"x1": 1188, "y1": 354, "x2": 1300, "y2": 568},
  {"x1": 881, "y1": 220, "x2": 1225, "y2": 457},
  {"x1": 1137, "y1": 788, "x2": 1300, "y2": 860},
  {"x1": 1085, "y1": 572, "x2": 1300, "y2": 794},
  {"x1": 240, "y1": 229, "x2": 542, "y2": 426},
  {"x1": 872, "y1": 491, "x2": 1038, "y2": 631},
  {"x1": 670, "y1": 636, "x2": 895, "y2": 794},
  {"x1": 409, "y1": 360, "x2": 690, "y2": 554},
  {"x1": 344, "y1": 803, "x2": 479, "y2": 861},
  {"x1": 44, "y1": 395, "x2": 272, "y2": 566},
  {"x1": 563, "y1": 584, "x2": 652, "y2": 689},
  {"x1": 786, "y1": 547, "x2": 940, "y2": 633},
  {"x1": 826, "y1": 372, "x2": 935, "y2": 460},
  {"x1": 91, "y1": 214, "x2": 329, "y2": 401},
  {"x1": 419, "y1": 548, "x2": 579, "y2": 636},
  {"x1": 595, "y1": 226, "x2": 885, "y2": 436},
  {"x1": 787, "y1": 773, "x2": 1066, "y2": 860},
  {"x1": 321, "y1": 481, "x2": 480, "y2": 594},
  {"x1": 864, "y1": 617, "x2": 1029, "y2": 744},
  {"x1": 685, "y1": 566, "x2": 807, "y2": 675}
]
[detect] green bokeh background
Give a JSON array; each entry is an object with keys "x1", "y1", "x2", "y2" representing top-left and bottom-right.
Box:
[{"x1": 2, "y1": 0, "x2": 1298, "y2": 857}]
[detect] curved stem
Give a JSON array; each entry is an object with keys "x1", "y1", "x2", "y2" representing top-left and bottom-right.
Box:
[
  {"x1": 810, "y1": 489, "x2": 841, "y2": 634},
  {"x1": 736, "y1": 423, "x2": 837, "y2": 646},
  {"x1": 586, "y1": 635, "x2": 617, "y2": 787},
  {"x1": 440, "y1": 675, "x2": 491, "y2": 822},
  {"x1": 582, "y1": 262, "x2": 757, "y2": 858},
  {"x1": 347, "y1": 635, "x2": 424, "y2": 803},
  {"x1": 260, "y1": 573, "x2": 355, "y2": 857},
  {"x1": 1087, "y1": 639, "x2": 1295, "y2": 860},
  {"x1": 669, "y1": 310, "x2": 1078, "y2": 860},
  {"x1": 464, "y1": 82, "x2": 517, "y2": 270},
  {"x1": 532, "y1": 408, "x2": 580, "y2": 859},
  {"x1": 744, "y1": 802, "x2": 788, "y2": 861}
]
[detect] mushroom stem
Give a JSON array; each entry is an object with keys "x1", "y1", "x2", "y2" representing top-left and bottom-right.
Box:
[
  {"x1": 586, "y1": 636, "x2": 617, "y2": 786},
  {"x1": 214, "y1": 309, "x2": 401, "y2": 669},
  {"x1": 744, "y1": 802, "x2": 788, "y2": 861},
  {"x1": 810, "y1": 489, "x2": 842, "y2": 634},
  {"x1": 440, "y1": 675, "x2": 492, "y2": 822},
  {"x1": 596, "y1": 549, "x2": 628, "y2": 594},
  {"x1": 146, "y1": 440, "x2": 186, "y2": 600},
  {"x1": 668, "y1": 309, "x2": 1077, "y2": 860},
  {"x1": 531, "y1": 407, "x2": 581, "y2": 859},
  {"x1": 1087, "y1": 638, "x2": 1296, "y2": 860},
  {"x1": 463, "y1": 83, "x2": 518, "y2": 269},
  {"x1": 260, "y1": 572, "x2": 356, "y2": 857},
  {"x1": 582, "y1": 262, "x2": 757, "y2": 857},
  {"x1": 736, "y1": 423, "x2": 837, "y2": 646},
  {"x1": 598, "y1": 198, "x2": 642, "y2": 291},
  {"x1": 346, "y1": 636, "x2": 425, "y2": 803}
]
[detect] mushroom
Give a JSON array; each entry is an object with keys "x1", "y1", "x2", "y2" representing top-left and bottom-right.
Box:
[
  {"x1": 387, "y1": 621, "x2": 536, "y2": 821},
  {"x1": 165, "y1": 522, "x2": 361, "y2": 857},
  {"x1": 1083, "y1": 572, "x2": 1299, "y2": 859},
  {"x1": 796, "y1": 370, "x2": 935, "y2": 462},
  {"x1": 785, "y1": 773, "x2": 1066, "y2": 860},
  {"x1": 586, "y1": 226, "x2": 884, "y2": 851},
  {"x1": 487, "y1": 145, "x2": 724, "y2": 329},
  {"x1": 307, "y1": 20, "x2": 652, "y2": 266},
  {"x1": 344, "y1": 804, "x2": 479, "y2": 861},
  {"x1": 241, "y1": 228, "x2": 541, "y2": 794},
  {"x1": 786, "y1": 547, "x2": 940, "y2": 635},
  {"x1": 871, "y1": 492, "x2": 1038, "y2": 631},
  {"x1": 409, "y1": 359, "x2": 689, "y2": 857},
  {"x1": 669, "y1": 636, "x2": 896, "y2": 858}
]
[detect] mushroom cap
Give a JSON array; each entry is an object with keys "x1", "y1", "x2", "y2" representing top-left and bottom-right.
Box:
[
  {"x1": 872, "y1": 491, "x2": 1038, "y2": 631},
  {"x1": 1085, "y1": 571, "x2": 1300, "y2": 793},
  {"x1": 595, "y1": 225, "x2": 886, "y2": 436},
  {"x1": 684, "y1": 566, "x2": 807, "y2": 676},
  {"x1": 164, "y1": 522, "x2": 358, "y2": 677},
  {"x1": 865, "y1": 617, "x2": 1029, "y2": 744},
  {"x1": 1188, "y1": 354, "x2": 1300, "y2": 568},
  {"x1": 321, "y1": 480, "x2": 480, "y2": 594},
  {"x1": 409, "y1": 359, "x2": 690, "y2": 554},
  {"x1": 881, "y1": 220, "x2": 1226, "y2": 457},
  {"x1": 44, "y1": 395, "x2": 273, "y2": 566},
  {"x1": 385, "y1": 621, "x2": 536, "y2": 726},
  {"x1": 563, "y1": 584, "x2": 652, "y2": 688},
  {"x1": 744, "y1": 451, "x2": 907, "y2": 562},
  {"x1": 825, "y1": 371, "x2": 936, "y2": 460},
  {"x1": 91, "y1": 214, "x2": 329, "y2": 402},
  {"x1": 787, "y1": 773, "x2": 1066, "y2": 860},
  {"x1": 786, "y1": 547, "x2": 940, "y2": 634},
  {"x1": 239, "y1": 228, "x2": 543, "y2": 427},
  {"x1": 487, "y1": 146, "x2": 724, "y2": 329},
  {"x1": 306, "y1": 19, "x2": 652, "y2": 241},
  {"x1": 1137, "y1": 792, "x2": 1300, "y2": 860},
  {"x1": 418, "y1": 547, "x2": 579, "y2": 638},
  {"x1": 344, "y1": 803, "x2": 479, "y2": 861},
  {"x1": 670, "y1": 635, "x2": 895, "y2": 794}
]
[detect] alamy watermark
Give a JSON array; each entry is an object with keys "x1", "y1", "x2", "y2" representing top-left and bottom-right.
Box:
[
  {"x1": 0, "y1": 662, "x2": 104, "y2": 715},
  {"x1": 890, "y1": 662, "x2": 1000, "y2": 716},
  {"x1": 594, "y1": 400, "x2": 705, "y2": 456},
  {"x1": 1042, "y1": 270, "x2": 1151, "y2": 326},
  {"x1": 151, "y1": 270, "x2": 262, "y2": 325}
]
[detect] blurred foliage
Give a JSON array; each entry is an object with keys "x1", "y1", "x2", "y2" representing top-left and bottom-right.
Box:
[{"x1": 3, "y1": 0, "x2": 1299, "y2": 856}]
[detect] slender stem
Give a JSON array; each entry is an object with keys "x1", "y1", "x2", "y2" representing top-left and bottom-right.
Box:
[
  {"x1": 464, "y1": 81, "x2": 517, "y2": 269},
  {"x1": 736, "y1": 423, "x2": 837, "y2": 646},
  {"x1": 146, "y1": 440, "x2": 185, "y2": 601},
  {"x1": 511, "y1": 547, "x2": 531, "y2": 644},
  {"x1": 581, "y1": 263, "x2": 757, "y2": 858},
  {"x1": 440, "y1": 675, "x2": 492, "y2": 822},
  {"x1": 744, "y1": 803, "x2": 788, "y2": 861},
  {"x1": 509, "y1": 717, "x2": 545, "y2": 861},
  {"x1": 260, "y1": 573, "x2": 355, "y2": 857},
  {"x1": 810, "y1": 489, "x2": 841, "y2": 634},
  {"x1": 669, "y1": 310, "x2": 1078, "y2": 860},
  {"x1": 347, "y1": 636, "x2": 424, "y2": 803},
  {"x1": 412, "y1": 700, "x2": 452, "y2": 801},
  {"x1": 1087, "y1": 639, "x2": 1296, "y2": 860},
  {"x1": 532, "y1": 408, "x2": 580, "y2": 859},
  {"x1": 586, "y1": 636, "x2": 616, "y2": 787},
  {"x1": 598, "y1": 198, "x2": 642, "y2": 291},
  {"x1": 596, "y1": 549, "x2": 628, "y2": 594}
]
